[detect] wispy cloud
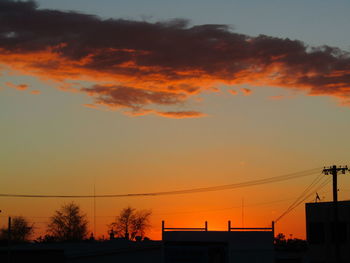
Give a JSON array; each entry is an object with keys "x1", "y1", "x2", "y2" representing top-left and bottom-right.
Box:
[
  {"x1": 228, "y1": 89, "x2": 238, "y2": 95},
  {"x1": 154, "y1": 110, "x2": 206, "y2": 119},
  {"x1": 5, "y1": 82, "x2": 29, "y2": 91},
  {"x1": 241, "y1": 88, "x2": 252, "y2": 96},
  {"x1": 269, "y1": 95, "x2": 285, "y2": 100},
  {"x1": 83, "y1": 103, "x2": 99, "y2": 109},
  {"x1": 124, "y1": 109, "x2": 206, "y2": 119},
  {"x1": 81, "y1": 85, "x2": 187, "y2": 111},
  {"x1": 30, "y1": 90, "x2": 41, "y2": 95},
  {"x1": 1, "y1": 0, "x2": 350, "y2": 117}
]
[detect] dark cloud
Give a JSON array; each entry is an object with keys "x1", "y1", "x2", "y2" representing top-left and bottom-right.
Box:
[
  {"x1": 82, "y1": 85, "x2": 186, "y2": 110},
  {"x1": 1, "y1": 0, "x2": 350, "y2": 117}
]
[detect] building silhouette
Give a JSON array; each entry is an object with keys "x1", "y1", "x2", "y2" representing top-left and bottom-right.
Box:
[
  {"x1": 306, "y1": 200, "x2": 350, "y2": 263},
  {"x1": 162, "y1": 221, "x2": 274, "y2": 263}
]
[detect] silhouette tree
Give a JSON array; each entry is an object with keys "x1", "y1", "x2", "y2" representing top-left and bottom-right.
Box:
[
  {"x1": 274, "y1": 232, "x2": 308, "y2": 251},
  {"x1": 274, "y1": 233, "x2": 286, "y2": 246},
  {"x1": 131, "y1": 210, "x2": 152, "y2": 239},
  {"x1": 109, "y1": 206, "x2": 151, "y2": 240},
  {"x1": 0, "y1": 216, "x2": 34, "y2": 242},
  {"x1": 47, "y1": 202, "x2": 88, "y2": 241}
]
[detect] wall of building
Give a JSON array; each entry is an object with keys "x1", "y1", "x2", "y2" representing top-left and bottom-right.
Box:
[
  {"x1": 163, "y1": 231, "x2": 274, "y2": 263},
  {"x1": 306, "y1": 201, "x2": 350, "y2": 263}
]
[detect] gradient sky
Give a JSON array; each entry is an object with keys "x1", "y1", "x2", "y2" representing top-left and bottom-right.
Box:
[{"x1": 1, "y1": 0, "x2": 350, "y2": 240}]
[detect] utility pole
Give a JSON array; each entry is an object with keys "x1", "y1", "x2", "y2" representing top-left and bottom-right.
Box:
[
  {"x1": 322, "y1": 165, "x2": 349, "y2": 263},
  {"x1": 94, "y1": 181, "x2": 96, "y2": 238},
  {"x1": 7, "y1": 217, "x2": 11, "y2": 263},
  {"x1": 323, "y1": 165, "x2": 348, "y2": 202}
]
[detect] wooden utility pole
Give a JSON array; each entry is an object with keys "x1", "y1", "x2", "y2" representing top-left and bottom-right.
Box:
[
  {"x1": 94, "y1": 181, "x2": 96, "y2": 238},
  {"x1": 322, "y1": 165, "x2": 349, "y2": 263},
  {"x1": 7, "y1": 217, "x2": 11, "y2": 263},
  {"x1": 323, "y1": 165, "x2": 348, "y2": 202}
]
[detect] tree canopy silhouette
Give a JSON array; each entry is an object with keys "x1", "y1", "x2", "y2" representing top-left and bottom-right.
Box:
[
  {"x1": 109, "y1": 206, "x2": 151, "y2": 240},
  {"x1": 0, "y1": 216, "x2": 34, "y2": 242},
  {"x1": 47, "y1": 202, "x2": 88, "y2": 241},
  {"x1": 274, "y1": 233, "x2": 308, "y2": 251}
]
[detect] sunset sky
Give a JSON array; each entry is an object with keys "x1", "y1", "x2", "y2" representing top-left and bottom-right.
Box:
[{"x1": 1, "y1": 0, "x2": 350, "y2": 240}]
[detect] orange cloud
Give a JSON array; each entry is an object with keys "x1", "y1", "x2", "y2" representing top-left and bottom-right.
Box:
[
  {"x1": 5, "y1": 82, "x2": 29, "y2": 91},
  {"x1": 30, "y1": 90, "x2": 41, "y2": 95},
  {"x1": 122, "y1": 109, "x2": 206, "y2": 118},
  {"x1": 241, "y1": 88, "x2": 252, "y2": 96},
  {"x1": 0, "y1": 1, "x2": 350, "y2": 117},
  {"x1": 269, "y1": 95, "x2": 286, "y2": 100},
  {"x1": 155, "y1": 111, "x2": 207, "y2": 119},
  {"x1": 83, "y1": 103, "x2": 99, "y2": 109},
  {"x1": 228, "y1": 89, "x2": 238, "y2": 95}
]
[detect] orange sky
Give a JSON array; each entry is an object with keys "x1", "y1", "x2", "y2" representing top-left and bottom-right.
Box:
[{"x1": 1, "y1": 168, "x2": 345, "y2": 240}]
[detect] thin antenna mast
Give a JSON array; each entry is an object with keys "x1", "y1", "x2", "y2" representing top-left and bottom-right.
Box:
[
  {"x1": 242, "y1": 197, "x2": 244, "y2": 228},
  {"x1": 94, "y1": 178, "x2": 96, "y2": 237}
]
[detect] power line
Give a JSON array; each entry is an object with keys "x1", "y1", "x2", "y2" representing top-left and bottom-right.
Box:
[
  {"x1": 154, "y1": 197, "x2": 297, "y2": 216},
  {"x1": 275, "y1": 172, "x2": 323, "y2": 220},
  {"x1": 0, "y1": 168, "x2": 320, "y2": 198},
  {"x1": 274, "y1": 177, "x2": 331, "y2": 223},
  {"x1": 275, "y1": 177, "x2": 330, "y2": 222},
  {"x1": 0, "y1": 197, "x2": 300, "y2": 219}
]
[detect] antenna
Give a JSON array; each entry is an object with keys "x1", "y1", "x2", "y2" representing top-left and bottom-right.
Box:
[
  {"x1": 242, "y1": 197, "x2": 244, "y2": 228},
  {"x1": 94, "y1": 178, "x2": 96, "y2": 237}
]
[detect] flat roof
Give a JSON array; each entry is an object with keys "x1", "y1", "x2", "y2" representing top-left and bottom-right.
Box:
[{"x1": 305, "y1": 200, "x2": 350, "y2": 206}]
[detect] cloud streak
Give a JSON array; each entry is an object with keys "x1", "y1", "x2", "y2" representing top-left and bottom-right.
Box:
[
  {"x1": 81, "y1": 85, "x2": 186, "y2": 111},
  {"x1": 241, "y1": 88, "x2": 252, "y2": 96},
  {"x1": 1, "y1": 0, "x2": 350, "y2": 117},
  {"x1": 5, "y1": 82, "x2": 29, "y2": 90},
  {"x1": 30, "y1": 90, "x2": 40, "y2": 95}
]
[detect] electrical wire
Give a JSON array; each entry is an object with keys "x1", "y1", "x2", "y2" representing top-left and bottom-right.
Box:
[
  {"x1": 275, "y1": 172, "x2": 323, "y2": 220},
  {"x1": 274, "y1": 177, "x2": 331, "y2": 223},
  {"x1": 274, "y1": 177, "x2": 330, "y2": 222},
  {"x1": 0, "y1": 197, "x2": 299, "y2": 219},
  {"x1": 0, "y1": 168, "x2": 320, "y2": 198},
  {"x1": 153, "y1": 197, "x2": 298, "y2": 216}
]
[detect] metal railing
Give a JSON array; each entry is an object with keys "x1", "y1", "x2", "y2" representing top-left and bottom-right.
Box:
[
  {"x1": 162, "y1": 220, "x2": 274, "y2": 234},
  {"x1": 162, "y1": 221, "x2": 208, "y2": 234}
]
